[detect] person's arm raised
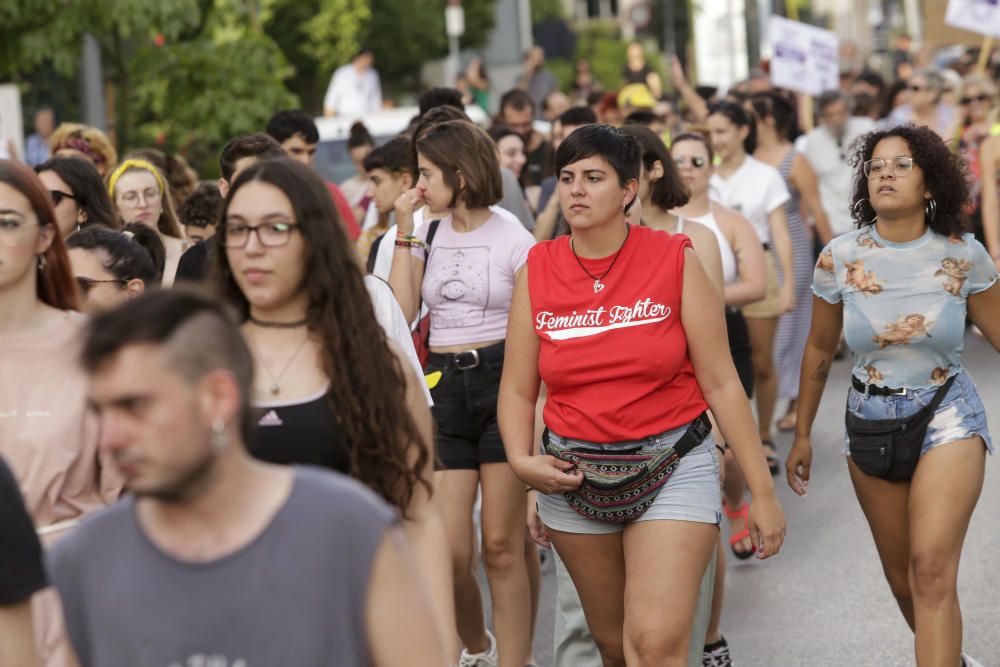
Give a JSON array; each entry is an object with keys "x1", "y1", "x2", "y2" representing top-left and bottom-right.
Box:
[
  {"x1": 498, "y1": 267, "x2": 583, "y2": 493},
  {"x1": 681, "y1": 247, "x2": 786, "y2": 558},
  {"x1": 365, "y1": 527, "x2": 448, "y2": 667},
  {"x1": 387, "y1": 189, "x2": 427, "y2": 324},
  {"x1": 786, "y1": 296, "x2": 843, "y2": 496}
]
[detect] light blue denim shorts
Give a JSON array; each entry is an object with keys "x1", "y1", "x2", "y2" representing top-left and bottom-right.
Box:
[
  {"x1": 537, "y1": 420, "x2": 723, "y2": 536},
  {"x1": 844, "y1": 370, "x2": 993, "y2": 457}
]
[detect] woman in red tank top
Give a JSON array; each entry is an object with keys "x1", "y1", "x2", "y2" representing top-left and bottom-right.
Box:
[{"x1": 498, "y1": 124, "x2": 786, "y2": 665}]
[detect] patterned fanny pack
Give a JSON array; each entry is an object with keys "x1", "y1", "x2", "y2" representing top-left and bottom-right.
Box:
[{"x1": 542, "y1": 412, "x2": 712, "y2": 523}]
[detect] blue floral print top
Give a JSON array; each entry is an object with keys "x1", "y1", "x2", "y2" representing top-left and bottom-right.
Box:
[{"x1": 813, "y1": 226, "x2": 998, "y2": 389}]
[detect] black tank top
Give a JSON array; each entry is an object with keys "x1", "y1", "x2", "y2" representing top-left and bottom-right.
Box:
[{"x1": 251, "y1": 389, "x2": 351, "y2": 473}]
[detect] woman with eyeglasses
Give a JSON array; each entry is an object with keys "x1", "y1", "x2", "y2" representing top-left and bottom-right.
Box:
[
  {"x1": 882, "y1": 69, "x2": 957, "y2": 140},
  {"x1": 787, "y1": 125, "x2": 999, "y2": 667},
  {"x1": 66, "y1": 223, "x2": 164, "y2": 313},
  {"x1": 215, "y1": 157, "x2": 455, "y2": 655},
  {"x1": 33, "y1": 157, "x2": 118, "y2": 237},
  {"x1": 107, "y1": 159, "x2": 186, "y2": 286},
  {"x1": 956, "y1": 74, "x2": 1000, "y2": 268},
  {"x1": 0, "y1": 160, "x2": 121, "y2": 663}
]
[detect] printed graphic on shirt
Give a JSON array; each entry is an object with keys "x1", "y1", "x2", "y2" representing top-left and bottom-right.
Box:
[
  {"x1": 535, "y1": 298, "x2": 671, "y2": 340},
  {"x1": 816, "y1": 250, "x2": 834, "y2": 273},
  {"x1": 863, "y1": 364, "x2": 884, "y2": 384},
  {"x1": 844, "y1": 258, "x2": 884, "y2": 296},
  {"x1": 930, "y1": 367, "x2": 950, "y2": 384},
  {"x1": 935, "y1": 257, "x2": 972, "y2": 296},
  {"x1": 258, "y1": 410, "x2": 283, "y2": 427},
  {"x1": 856, "y1": 232, "x2": 884, "y2": 249},
  {"x1": 872, "y1": 313, "x2": 933, "y2": 349},
  {"x1": 168, "y1": 656, "x2": 247, "y2": 667},
  {"x1": 426, "y1": 246, "x2": 489, "y2": 329}
]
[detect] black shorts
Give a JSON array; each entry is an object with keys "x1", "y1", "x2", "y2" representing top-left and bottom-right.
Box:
[
  {"x1": 425, "y1": 341, "x2": 507, "y2": 470},
  {"x1": 726, "y1": 308, "x2": 754, "y2": 398}
]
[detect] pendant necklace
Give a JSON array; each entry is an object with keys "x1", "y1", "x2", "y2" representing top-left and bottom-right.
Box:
[
  {"x1": 570, "y1": 225, "x2": 630, "y2": 293},
  {"x1": 248, "y1": 329, "x2": 311, "y2": 396}
]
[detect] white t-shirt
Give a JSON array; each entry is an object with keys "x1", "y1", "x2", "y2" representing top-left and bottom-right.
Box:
[
  {"x1": 710, "y1": 155, "x2": 790, "y2": 244},
  {"x1": 800, "y1": 117, "x2": 876, "y2": 237},
  {"x1": 363, "y1": 275, "x2": 433, "y2": 406},
  {"x1": 323, "y1": 64, "x2": 382, "y2": 116}
]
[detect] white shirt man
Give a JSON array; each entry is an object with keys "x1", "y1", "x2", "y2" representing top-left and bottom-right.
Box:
[
  {"x1": 323, "y1": 50, "x2": 383, "y2": 117},
  {"x1": 801, "y1": 91, "x2": 875, "y2": 241}
]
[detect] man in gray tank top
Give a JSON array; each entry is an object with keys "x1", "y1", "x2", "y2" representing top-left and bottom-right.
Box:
[{"x1": 47, "y1": 290, "x2": 446, "y2": 667}]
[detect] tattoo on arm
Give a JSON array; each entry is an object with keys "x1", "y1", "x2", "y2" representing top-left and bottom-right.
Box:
[{"x1": 810, "y1": 360, "x2": 829, "y2": 382}]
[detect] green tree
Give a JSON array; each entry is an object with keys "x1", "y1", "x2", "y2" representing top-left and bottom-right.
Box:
[{"x1": 0, "y1": 0, "x2": 297, "y2": 176}]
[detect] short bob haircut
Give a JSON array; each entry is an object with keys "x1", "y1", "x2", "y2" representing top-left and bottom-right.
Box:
[
  {"x1": 707, "y1": 101, "x2": 757, "y2": 154},
  {"x1": 620, "y1": 124, "x2": 689, "y2": 211},
  {"x1": 415, "y1": 120, "x2": 503, "y2": 209},
  {"x1": 555, "y1": 123, "x2": 641, "y2": 213},
  {"x1": 34, "y1": 156, "x2": 119, "y2": 229},
  {"x1": 850, "y1": 124, "x2": 970, "y2": 237}
]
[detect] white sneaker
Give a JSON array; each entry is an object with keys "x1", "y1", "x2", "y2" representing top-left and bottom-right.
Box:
[
  {"x1": 961, "y1": 653, "x2": 985, "y2": 667},
  {"x1": 458, "y1": 629, "x2": 498, "y2": 667}
]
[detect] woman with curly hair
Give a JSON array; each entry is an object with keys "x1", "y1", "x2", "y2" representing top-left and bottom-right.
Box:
[
  {"x1": 49, "y1": 123, "x2": 118, "y2": 177},
  {"x1": 214, "y1": 157, "x2": 454, "y2": 652},
  {"x1": 787, "y1": 124, "x2": 999, "y2": 667}
]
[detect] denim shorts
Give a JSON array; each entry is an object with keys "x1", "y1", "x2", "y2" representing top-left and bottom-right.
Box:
[
  {"x1": 844, "y1": 370, "x2": 993, "y2": 457},
  {"x1": 537, "y1": 420, "x2": 723, "y2": 535}
]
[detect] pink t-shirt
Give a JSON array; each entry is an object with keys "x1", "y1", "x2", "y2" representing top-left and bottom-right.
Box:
[{"x1": 413, "y1": 213, "x2": 535, "y2": 348}]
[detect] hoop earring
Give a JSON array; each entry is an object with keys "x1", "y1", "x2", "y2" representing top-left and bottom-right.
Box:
[
  {"x1": 925, "y1": 198, "x2": 937, "y2": 222},
  {"x1": 211, "y1": 419, "x2": 227, "y2": 453},
  {"x1": 37, "y1": 254, "x2": 47, "y2": 271},
  {"x1": 852, "y1": 198, "x2": 869, "y2": 215}
]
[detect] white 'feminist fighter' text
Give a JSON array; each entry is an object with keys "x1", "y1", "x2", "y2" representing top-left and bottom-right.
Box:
[{"x1": 535, "y1": 298, "x2": 671, "y2": 340}]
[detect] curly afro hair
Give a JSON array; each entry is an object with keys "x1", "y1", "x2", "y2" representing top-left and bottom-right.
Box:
[{"x1": 849, "y1": 124, "x2": 969, "y2": 236}]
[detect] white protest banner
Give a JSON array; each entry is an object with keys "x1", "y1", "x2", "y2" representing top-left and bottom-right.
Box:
[
  {"x1": 769, "y1": 16, "x2": 839, "y2": 96},
  {"x1": 945, "y1": 0, "x2": 1000, "y2": 39}
]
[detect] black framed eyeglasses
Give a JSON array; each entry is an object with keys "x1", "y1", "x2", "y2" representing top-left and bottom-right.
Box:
[
  {"x1": 674, "y1": 156, "x2": 708, "y2": 169},
  {"x1": 50, "y1": 190, "x2": 77, "y2": 207},
  {"x1": 76, "y1": 276, "x2": 127, "y2": 294},
  {"x1": 864, "y1": 156, "x2": 914, "y2": 179},
  {"x1": 222, "y1": 221, "x2": 300, "y2": 248}
]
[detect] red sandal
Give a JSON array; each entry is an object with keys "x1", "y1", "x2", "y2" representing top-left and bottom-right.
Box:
[{"x1": 723, "y1": 500, "x2": 756, "y2": 561}]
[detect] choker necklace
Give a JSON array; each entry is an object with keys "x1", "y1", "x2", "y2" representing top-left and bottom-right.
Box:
[
  {"x1": 570, "y1": 225, "x2": 631, "y2": 293},
  {"x1": 249, "y1": 316, "x2": 308, "y2": 329}
]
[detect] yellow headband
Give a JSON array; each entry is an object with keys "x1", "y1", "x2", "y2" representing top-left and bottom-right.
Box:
[{"x1": 108, "y1": 159, "x2": 165, "y2": 198}]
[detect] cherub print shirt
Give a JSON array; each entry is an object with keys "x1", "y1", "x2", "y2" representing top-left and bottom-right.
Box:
[{"x1": 813, "y1": 226, "x2": 998, "y2": 389}]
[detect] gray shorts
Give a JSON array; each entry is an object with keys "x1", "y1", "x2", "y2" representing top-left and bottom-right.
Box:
[{"x1": 538, "y1": 421, "x2": 723, "y2": 536}]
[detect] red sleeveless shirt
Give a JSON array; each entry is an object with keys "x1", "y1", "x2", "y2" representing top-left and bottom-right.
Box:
[{"x1": 527, "y1": 225, "x2": 707, "y2": 443}]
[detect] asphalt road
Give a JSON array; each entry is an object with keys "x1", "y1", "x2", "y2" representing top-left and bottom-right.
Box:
[{"x1": 506, "y1": 332, "x2": 999, "y2": 667}]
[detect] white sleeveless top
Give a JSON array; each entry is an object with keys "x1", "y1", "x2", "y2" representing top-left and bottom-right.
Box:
[{"x1": 678, "y1": 207, "x2": 738, "y2": 286}]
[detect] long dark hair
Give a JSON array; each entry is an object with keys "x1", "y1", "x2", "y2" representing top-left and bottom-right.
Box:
[
  {"x1": 849, "y1": 125, "x2": 969, "y2": 236},
  {"x1": 0, "y1": 160, "x2": 78, "y2": 310},
  {"x1": 34, "y1": 157, "x2": 119, "y2": 229},
  {"x1": 213, "y1": 158, "x2": 431, "y2": 514}
]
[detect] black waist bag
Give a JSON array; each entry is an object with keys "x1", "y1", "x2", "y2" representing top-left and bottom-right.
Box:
[{"x1": 845, "y1": 375, "x2": 956, "y2": 482}]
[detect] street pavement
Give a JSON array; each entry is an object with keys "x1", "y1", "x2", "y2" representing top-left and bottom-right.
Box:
[{"x1": 511, "y1": 332, "x2": 998, "y2": 667}]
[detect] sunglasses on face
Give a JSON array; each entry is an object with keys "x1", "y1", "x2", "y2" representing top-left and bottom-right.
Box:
[
  {"x1": 50, "y1": 190, "x2": 77, "y2": 207},
  {"x1": 76, "y1": 276, "x2": 127, "y2": 295},
  {"x1": 674, "y1": 156, "x2": 708, "y2": 169},
  {"x1": 961, "y1": 94, "x2": 990, "y2": 105}
]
